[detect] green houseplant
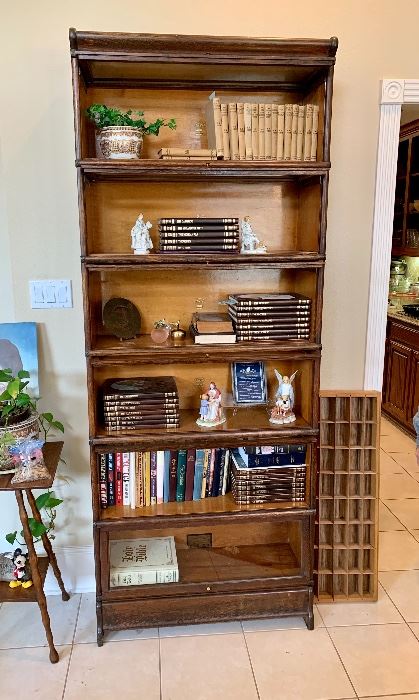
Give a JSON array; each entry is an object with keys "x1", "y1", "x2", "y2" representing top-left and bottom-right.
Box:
[
  {"x1": 0, "y1": 368, "x2": 64, "y2": 472},
  {"x1": 86, "y1": 104, "x2": 176, "y2": 160}
]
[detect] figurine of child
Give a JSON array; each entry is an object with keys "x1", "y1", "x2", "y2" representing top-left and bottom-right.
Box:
[
  {"x1": 199, "y1": 393, "x2": 209, "y2": 421},
  {"x1": 131, "y1": 213, "x2": 153, "y2": 255},
  {"x1": 240, "y1": 216, "x2": 267, "y2": 254},
  {"x1": 196, "y1": 381, "x2": 226, "y2": 427}
]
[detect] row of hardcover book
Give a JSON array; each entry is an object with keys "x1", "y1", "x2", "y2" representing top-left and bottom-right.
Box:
[
  {"x1": 100, "y1": 444, "x2": 307, "y2": 509},
  {"x1": 207, "y1": 96, "x2": 320, "y2": 161},
  {"x1": 100, "y1": 448, "x2": 231, "y2": 509}
]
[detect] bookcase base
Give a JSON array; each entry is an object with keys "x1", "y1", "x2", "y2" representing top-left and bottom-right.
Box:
[{"x1": 99, "y1": 586, "x2": 313, "y2": 637}]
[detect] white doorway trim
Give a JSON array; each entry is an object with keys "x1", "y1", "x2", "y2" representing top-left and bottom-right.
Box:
[{"x1": 364, "y1": 80, "x2": 419, "y2": 390}]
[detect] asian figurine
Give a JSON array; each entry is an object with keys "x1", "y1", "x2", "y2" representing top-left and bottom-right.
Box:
[
  {"x1": 269, "y1": 370, "x2": 298, "y2": 425},
  {"x1": 130, "y1": 213, "x2": 153, "y2": 255},
  {"x1": 196, "y1": 381, "x2": 226, "y2": 427},
  {"x1": 9, "y1": 548, "x2": 32, "y2": 589},
  {"x1": 240, "y1": 216, "x2": 267, "y2": 254}
]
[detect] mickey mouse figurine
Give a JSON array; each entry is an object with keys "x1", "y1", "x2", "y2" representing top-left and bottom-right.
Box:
[{"x1": 9, "y1": 548, "x2": 33, "y2": 589}]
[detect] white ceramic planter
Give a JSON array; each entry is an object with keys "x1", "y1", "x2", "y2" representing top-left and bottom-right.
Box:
[{"x1": 96, "y1": 126, "x2": 143, "y2": 160}]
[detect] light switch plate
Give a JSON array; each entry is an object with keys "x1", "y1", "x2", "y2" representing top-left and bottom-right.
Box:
[{"x1": 29, "y1": 280, "x2": 73, "y2": 309}]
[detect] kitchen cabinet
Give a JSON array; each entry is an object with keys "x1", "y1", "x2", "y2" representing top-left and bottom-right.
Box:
[
  {"x1": 392, "y1": 119, "x2": 419, "y2": 257},
  {"x1": 383, "y1": 316, "x2": 419, "y2": 435}
]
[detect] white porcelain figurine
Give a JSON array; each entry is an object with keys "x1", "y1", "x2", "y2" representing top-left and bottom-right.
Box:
[
  {"x1": 131, "y1": 213, "x2": 153, "y2": 255},
  {"x1": 240, "y1": 216, "x2": 267, "y2": 254},
  {"x1": 269, "y1": 369, "x2": 298, "y2": 425},
  {"x1": 196, "y1": 381, "x2": 226, "y2": 428}
]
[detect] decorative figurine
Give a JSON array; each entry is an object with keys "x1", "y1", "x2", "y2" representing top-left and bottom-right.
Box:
[
  {"x1": 269, "y1": 370, "x2": 298, "y2": 425},
  {"x1": 170, "y1": 321, "x2": 187, "y2": 342},
  {"x1": 130, "y1": 213, "x2": 153, "y2": 255},
  {"x1": 199, "y1": 393, "x2": 210, "y2": 421},
  {"x1": 196, "y1": 381, "x2": 226, "y2": 427},
  {"x1": 9, "y1": 548, "x2": 33, "y2": 589},
  {"x1": 150, "y1": 319, "x2": 171, "y2": 344},
  {"x1": 10, "y1": 437, "x2": 49, "y2": 484},
  {"x1": 240, "y1": 216, "x2": 267, "y2": 254}
]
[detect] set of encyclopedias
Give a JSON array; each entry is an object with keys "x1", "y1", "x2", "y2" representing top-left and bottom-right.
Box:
[{"x1": 206, "y1": 93, "x2": 320, "y2": 161}]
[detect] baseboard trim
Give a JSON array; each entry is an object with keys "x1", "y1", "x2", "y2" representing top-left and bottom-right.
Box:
[{"x1": 43, "y1": 545, "x2": 96, "y2": 595}]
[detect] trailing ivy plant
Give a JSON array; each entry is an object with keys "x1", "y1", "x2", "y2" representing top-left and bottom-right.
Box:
[
  {"x1": 6, "y1": 491, "x2": 63, "y2": 545},
  {"x1": 86, "y1": 104, "x2": 176, "y2": 135},
  {"x1": 0, "y1": 368, "x2": 64, "y2": 435}
]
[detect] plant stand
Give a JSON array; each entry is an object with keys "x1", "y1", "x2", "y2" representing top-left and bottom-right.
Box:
[{"x1": 0, "y1": 442, "x2": 69, "y2": 663}]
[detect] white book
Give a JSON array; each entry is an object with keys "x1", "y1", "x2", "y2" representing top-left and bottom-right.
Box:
[
  {"x1": 206, "y1": 92, "x2": 223, "y2": 158},
  {"x1": 264, "y1": 103, "x2": 272, "y2": 159},
  {"x1": 311, "y1": 105, "x2": 320, "y2": 161},
  {"x1": 283, "y1": 104, "x2": 292, "y2": 161},
  {"x1": 271, "y1": 104, "x2": 278, "y2": 160},
  {"x1": 258, "y1": 104, "x2": 265, "y2": 160},
  {"x1": 303, "y1": 104, "x2": 314, "y2": 161},
  {"x1": 290, "y1": 104, "x2": 299, "y2": 160},
  {"x1": 109, "y1": 536, "x2": 179, "y2": 587},
  {"x1": 296, "y1": 105, "x2": 305, "y2": 161},
  {"x1": 228, "y1": 103, "x2": 239, "y2": 160},
  {"x1": 220, "y1": 103, "x2": 230, "y2": 160},
  {"x1": 277, "y1": 104, "x2": 285, "y2": 160},
  {"x1": 129, "y1": 452, "x2": 136, "y2": 509},
  {"x1": 122, "y1": 452, "x2": 130, "y2": 506},
  {"x1": 244, "y1": 103, "x2": 253, "y2": 159},
  {"x1": 251, "y1": 103, "x2": 259, "y2": 160},
  {"x1": 156, "y1": 450, "x2": 165, "y2": 504},
  {"x1": 222, "y1": 449, "x2": 230, "y2": 495},
  {"x1": 237, "y1": 103, "x2": 246, "y2": 160}
]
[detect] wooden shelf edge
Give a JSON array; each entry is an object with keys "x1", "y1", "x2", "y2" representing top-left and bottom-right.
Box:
[
  {"x1": 77, "y1": 159, "x2": 331, "y2": 181},
  {"x1": 83, "y1": 253, "x2": 326, "y2": 269},
  {"x1": 87, "y1": 341, "x2": 322, "y2": 362},
  {"x1": 97, "y1": 496, "x2": 315, "y2": 525}
]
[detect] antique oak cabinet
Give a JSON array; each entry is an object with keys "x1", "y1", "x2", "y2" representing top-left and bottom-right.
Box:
[{"x1": 70, "y1": 29, "x2": 337, "y2": 643}]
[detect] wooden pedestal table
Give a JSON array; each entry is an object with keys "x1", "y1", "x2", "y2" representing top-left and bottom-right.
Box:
[{"x1": 0, "y1": 441, "x2": 69, "y2": 663}]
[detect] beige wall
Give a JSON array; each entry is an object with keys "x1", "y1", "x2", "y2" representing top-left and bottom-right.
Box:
[{"x1": 0, "y1": 0, "x2": 417, "y2": 549}]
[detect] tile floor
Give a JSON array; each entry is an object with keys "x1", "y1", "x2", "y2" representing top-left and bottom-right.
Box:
[{"x1": 1, "y1": 416, "x2": 419, "y2": 699}]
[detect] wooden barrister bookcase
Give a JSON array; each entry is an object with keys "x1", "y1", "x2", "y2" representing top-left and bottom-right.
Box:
[
  {"x1": 316, "y1": 391, "x2": 380, "y2": 602},
  {"x1": 70, "y1": 29, "x2": 337, "y2": 643}
]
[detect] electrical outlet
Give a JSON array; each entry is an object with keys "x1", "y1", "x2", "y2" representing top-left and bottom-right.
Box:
[{"x1": 29, "y1": 280, "x2": 73, "y2": 309}]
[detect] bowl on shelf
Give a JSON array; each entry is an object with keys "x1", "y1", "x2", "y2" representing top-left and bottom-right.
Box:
[{"x1": 402, "y1": 303, "x2": 419, "y2": 319}]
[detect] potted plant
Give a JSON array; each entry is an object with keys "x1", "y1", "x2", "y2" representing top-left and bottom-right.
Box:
[
  {"x1": 0, "y1": 368, "x2": 63, "y2": 472},
  {"x1": 86, "y1": 104, "x2": 176, "y2": 160}
]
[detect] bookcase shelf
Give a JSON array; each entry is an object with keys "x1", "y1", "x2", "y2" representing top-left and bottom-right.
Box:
[
  {"x1": 71, "y1": 28, "x2": 336, "y2": 643},
  {"x1": 88, "y1": 336, "x2": 321, "y2": 361},
  {"x1": 99, "y1": 495, "x2": 313, "y2": 524},
  {"x1": 92, "y1": 411, "x2": 317, "y2": 451},
  {"x1": 78, "y1": 158, "x2": 331, "y2": 181},
  {"x1": 84, "y1": 253, "x2": 325, "y2": 269}
]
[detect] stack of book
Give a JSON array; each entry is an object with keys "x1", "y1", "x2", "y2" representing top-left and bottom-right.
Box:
[
  {"x1": 100, "y1": 447, "x2": 231, "y2": 509},
  {"x1": 102, "y1": 376, "x2": 180, "y2": 432},
  {"x1": 231, "y1": 446, "x2": 307, "y2": 504},
  {"x1": 110, "y1": 536, "x2": 179, "y2": 587},
  {"x1": 190, "y1": 312, "x2": 236, "y2": 344},
  {"x1": 226, "y1": 293, "x2": 311, "y2": 341},
  {"x1": 158, "y1": 218, "x2": 240, "y2": 253},
  {"x1": 206, "y1": 94, "x2": 319, "y2": 161},
  {"x1": 158, "y1": 148, "x2": 217, "y2": 161}
]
